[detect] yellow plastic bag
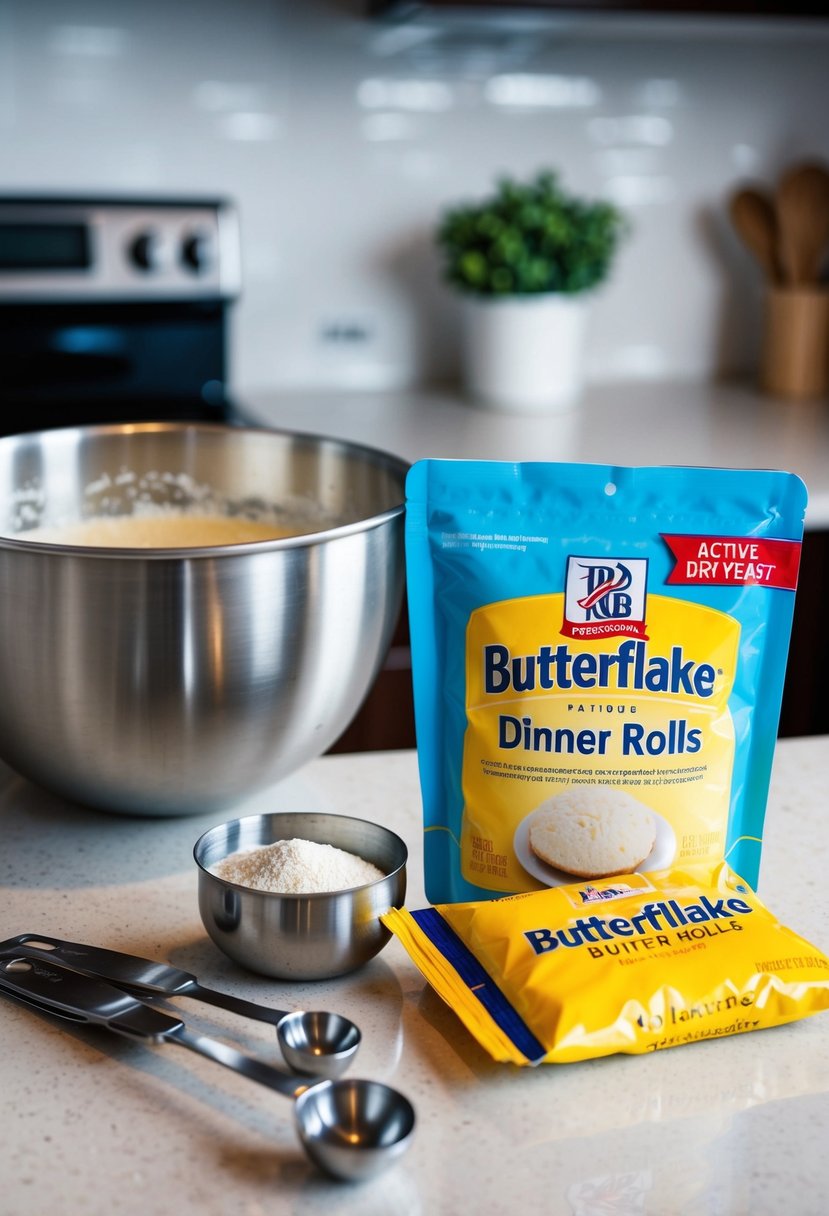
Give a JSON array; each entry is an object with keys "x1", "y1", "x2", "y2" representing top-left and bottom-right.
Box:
[{"x1": 383, "y1": 864, "x2": 829, "y2": 1065}]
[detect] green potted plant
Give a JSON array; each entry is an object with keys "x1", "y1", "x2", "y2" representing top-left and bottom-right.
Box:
[{"x1": 436, "y1": 171, "x2": 626, "y2": 412}]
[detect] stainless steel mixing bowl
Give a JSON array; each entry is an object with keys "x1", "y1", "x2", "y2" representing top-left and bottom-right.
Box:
[
  {"x1": 194, "y1": 811, "x2": 408, "y2": 979},
  {"x1": 0, "y1": 422, "x2": 407, "y2": 815}
]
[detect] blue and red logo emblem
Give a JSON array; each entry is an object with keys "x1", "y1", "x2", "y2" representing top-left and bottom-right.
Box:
[{"x1": 562, "y1": 556, "x2": 649, "y2": 639}]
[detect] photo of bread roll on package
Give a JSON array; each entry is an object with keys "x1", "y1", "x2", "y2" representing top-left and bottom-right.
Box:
[{"x1": 527, "y1": 787, "x2": 657, "y2": 879}]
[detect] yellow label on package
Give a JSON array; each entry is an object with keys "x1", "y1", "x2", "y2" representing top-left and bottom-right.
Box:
[
  {"x1": 383, "y1": 864, "x2": 829, "y2": 1065},
  {"x1": 462, "y1": 593, "x2": 738, "y2": 893}
]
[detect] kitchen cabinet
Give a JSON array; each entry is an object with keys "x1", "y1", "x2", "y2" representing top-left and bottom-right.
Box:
[
  {"x1": 779, "y1": 529, "x2": 829, "y2": 737},
  {"x1": 329, "y1": 592, "x2": 415, "y2": 753}
]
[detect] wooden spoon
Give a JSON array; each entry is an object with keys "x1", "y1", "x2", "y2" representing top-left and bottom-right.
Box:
[
  {"x1": 775, "y1": 161, "x2": 829, "y2": 286},
  {"x1": 728, "y1": 187, "x2": 781, "y2": 284}
]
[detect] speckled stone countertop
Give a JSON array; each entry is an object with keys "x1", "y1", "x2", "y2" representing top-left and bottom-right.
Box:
[{"x1": 1, "y1": 739, "x2": 828, "y2": 1216}]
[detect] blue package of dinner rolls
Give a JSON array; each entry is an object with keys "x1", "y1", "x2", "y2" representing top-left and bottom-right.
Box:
[{"x1": 405, "y1": 459, "x2": 807, "y2": 905}]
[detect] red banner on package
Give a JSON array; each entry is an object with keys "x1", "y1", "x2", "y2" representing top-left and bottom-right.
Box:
[{"x1": 662, "y1": 534, "x2": 801, "y2": 589}]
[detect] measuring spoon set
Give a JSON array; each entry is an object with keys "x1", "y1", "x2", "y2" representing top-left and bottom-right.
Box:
[{"x1": 0, "y1": 933, "x2": 415, "y2": 1181}]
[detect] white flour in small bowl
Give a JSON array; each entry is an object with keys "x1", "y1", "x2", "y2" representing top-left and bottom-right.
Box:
[{"x1": 212, "y1": 837, "x2": 385, "y2": 894}]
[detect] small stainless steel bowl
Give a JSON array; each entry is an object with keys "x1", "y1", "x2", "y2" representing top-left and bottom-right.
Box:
[{"x1": 193, "y1": 812, "x2": 407, "y2": 980}]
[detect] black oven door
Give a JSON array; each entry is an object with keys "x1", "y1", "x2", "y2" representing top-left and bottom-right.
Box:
[{"x1": 0, "y1": 299, "x2": 232, "y2": 435}]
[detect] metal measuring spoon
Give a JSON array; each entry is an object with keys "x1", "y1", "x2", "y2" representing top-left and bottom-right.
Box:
[
  {"x1": 295, "y1": 1076, "x2": 415, "y2": 1182},
  {"x1": 0, "y1": 956, "x2": 415, "y2": 1182},
  {"x1": 0, "y1": 933, "x2": 360, "y2": 1079},
  {"x1": 149, "y1": 1018, "x2": 414, "y2": 1181}
]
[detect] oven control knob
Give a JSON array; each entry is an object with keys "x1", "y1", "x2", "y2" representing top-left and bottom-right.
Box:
[
  {"x1": 128, "y1": 230, "x2": 162, "y2": 272},
  {"x1": 181, "y1": 231, "x2": 212, "y2": 273}
]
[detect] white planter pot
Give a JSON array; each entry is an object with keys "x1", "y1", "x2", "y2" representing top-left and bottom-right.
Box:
[{"x1": 460, "y1": 293, "x2": 590, "y2": 413}]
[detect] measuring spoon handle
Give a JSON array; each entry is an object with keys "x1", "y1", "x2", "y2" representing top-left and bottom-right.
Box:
[
  {"x1": 186, "y1": 981, "x2": 287, "y2": 1025},
  {"x1": 164, "y1": 1025, "x2": 311, "y2": 1097},
  {"x1": 0, "y1": 932, "x2": 289, "y2": 1025},
  {"x1": 0, "y1": 932, "x2": 199, "y2": 995},
  {"x1": 0, "y1": 953, "x2": 182, "y2": 1041},
  {"x1": 0, "y1": 956, "x2": 318, "y2": 1099}
]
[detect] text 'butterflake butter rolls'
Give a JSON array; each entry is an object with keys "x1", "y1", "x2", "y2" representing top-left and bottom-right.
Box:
[
  {"x1": 405, "y1": 461, "x2": 807, "y2": 904},
  {"x1": 382, "y1": 863, "x2": 829, "y2": 1065}
]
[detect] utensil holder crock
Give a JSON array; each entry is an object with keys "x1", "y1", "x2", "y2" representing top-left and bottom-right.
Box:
[{"x1": 760, "y1": 287, "x2": 829, "y2": 400}]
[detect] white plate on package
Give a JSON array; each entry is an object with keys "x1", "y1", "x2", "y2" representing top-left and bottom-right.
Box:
[{"x1": 513, "y1": 803, "x2": 677, "y2": 889}]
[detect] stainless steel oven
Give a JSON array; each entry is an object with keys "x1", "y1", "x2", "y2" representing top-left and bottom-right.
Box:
[{"x1": 0, "y1": 196, "x2": 242, "y2": 434}]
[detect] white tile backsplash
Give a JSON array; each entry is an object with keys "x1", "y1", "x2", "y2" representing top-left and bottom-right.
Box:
[{"x1": 1, "y1": 0, "x2": 828, "y2": 395}]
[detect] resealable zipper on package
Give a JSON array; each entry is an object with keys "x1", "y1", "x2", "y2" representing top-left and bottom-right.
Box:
[{"x1": 405, "y1": 461, "x2": 807, "y2": 905}]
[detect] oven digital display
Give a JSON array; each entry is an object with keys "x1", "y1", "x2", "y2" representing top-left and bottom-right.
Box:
[{"x1": 0, "y1": 223, "x2": 91, "y2": 271}]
